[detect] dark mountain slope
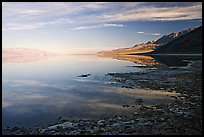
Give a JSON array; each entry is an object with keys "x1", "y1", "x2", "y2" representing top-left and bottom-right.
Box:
[
  {"x1": 154, "y1": 28, "x2": 195, "y2": 45},
  {"x1": 151, "y1": 26, "x2": 202, "y2": 54}
]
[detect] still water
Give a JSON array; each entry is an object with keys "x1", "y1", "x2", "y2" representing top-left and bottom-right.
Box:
[{"x1": 2, "y1": 55, "x2": 180, "y2": 128}]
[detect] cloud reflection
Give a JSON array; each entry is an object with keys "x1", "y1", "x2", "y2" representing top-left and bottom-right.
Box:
[
  {"x1": 11, "y1": 80, "x2": 48, "y2": 86},
  {"x1": 3, "y1": 77, "x2": 181, "y2": 128}
]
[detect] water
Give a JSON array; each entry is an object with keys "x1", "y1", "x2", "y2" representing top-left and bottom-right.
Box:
[{"x1": 2, "y1": 55, "x2": 183, "y2": 128}]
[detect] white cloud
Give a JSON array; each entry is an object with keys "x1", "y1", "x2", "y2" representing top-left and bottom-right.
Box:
[
  {"x1": 19, "y1": 9, "x2": 46, "y2": 16},
  {"x1": 103, "y1": 23, "x2": 124, "y2": 27},
  {"x1": 151, "y1": 33, "x2": 161, "y2": 36},
  {"x1": 136, "y1": 31, "x2": 161, "y2": 36},
  {"x1": 6, "y1": 24, "x2": 41, "y2": 31},
  {"x1": 72, "y1": 25, "x2": 100, "y2": 30},
  {"x1": 137, "y1": 32, "x2": 145, "y2": 34},
  {"x1": 72, "y1": 23, "x2": 124, "y2": 30}
]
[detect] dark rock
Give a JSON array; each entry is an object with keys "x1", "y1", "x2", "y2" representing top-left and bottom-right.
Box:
[{"x1": 77, "y1": 74, "x2": 91, "y2": 77}]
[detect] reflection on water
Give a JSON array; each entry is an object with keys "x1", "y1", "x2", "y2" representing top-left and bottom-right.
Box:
[
  {"x1": 2, "y1": 55, "x2": 56, "y2": 63},
  {"x1": 100, "y1": 54, "x2": 202, "y2": 67},
  {"x1": 2, "y1": 55, "x2": 144, "y2": 128},
  {"x1": 151, "y1": 55, "x2": 202, "y2": 67},
  {"x1": 2, "y1": 78, "x2": 179, "y2": 128},
  {"x1": 2, "y1": 54, "x2": 200, "y2": 128},
  {"x1": 97, "y1": 54, "x2": 158, "y2": 66}
]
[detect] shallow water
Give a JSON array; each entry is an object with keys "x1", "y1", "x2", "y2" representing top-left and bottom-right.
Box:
[{"x1": 2, "y1": 55, "x2": 184, "y2": 128}]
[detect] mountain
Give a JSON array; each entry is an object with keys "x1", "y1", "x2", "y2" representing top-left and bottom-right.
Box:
[
  {"x1": 2, "y1": 48, "x2": 58, "y2": 63},
  {"x1": 154, "y1": 28, "x2": 195, "y2": 45},
  {"x1": 2, "y1": 48, "x2": 57, "y2": 56},
  {"x1": 151, "y1": 26, "x2": 202, "y2": 54},
  {"x1": 97, "y1": 43, "x2": 159, "y2": 55},
  {"x1": 97, "y1": 26, "x2": 201, "y2": 55},
  {"x1": 146, "y1": 40, "x2": 156, "y2": 44}
]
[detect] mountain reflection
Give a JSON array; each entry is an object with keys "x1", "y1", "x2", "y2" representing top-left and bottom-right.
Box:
[
  {"x1": 2, "y1": 48, "x2": 57, "y2": 63},
  {"x1": 97, "y1": 55, "x2": 158, "y2": 66},
  {"x1": 2, "y1": 55, "x2": 57, "y2": 63},
  {"x1": 97, "y1": 54, "x2": 201, "y2": 67},
  {"x1": 151, "y1": 55, "x2": 202, "y2": 67}
]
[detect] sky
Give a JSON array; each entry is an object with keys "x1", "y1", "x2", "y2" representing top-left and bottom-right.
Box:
[{"x1": 2, "y1": 2, "x2": 202, "y2": 54}]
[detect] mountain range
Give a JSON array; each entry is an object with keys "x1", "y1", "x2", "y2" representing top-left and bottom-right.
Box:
[
  {"x1": 153, "y1": 27, "x2": 196, "y2": 45},
  {"x1": 97, "y1": 26, "x2": 202, "y2": 55}
]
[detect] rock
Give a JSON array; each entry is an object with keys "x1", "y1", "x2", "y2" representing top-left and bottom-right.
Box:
[
  {"x1": 102, "y1": 132, "x2": 113, "y2": 135},
  {"x1": 135, "y1": 98, "x2": 144, "y2": 105},
  {"x1": 176, "y1": 111, "x2": 183, "y2": 116},
  {"x1": 57, "y1": 116, "x2": 62, "y2": 120},
  {"x1": 80, "y1": 130, "x2": 91, "y2": 135},
  {"x1": 133, "y1": 112, "x2": 138, "y2": 116},
  {"x1": 61, "y1": 119, "x2": 68, "y2": 122},
  {"x1": 11, "y1": 127, "x2": 19, "y2": 132},
  {"x1": 97, "y1": 120, "x2": 105, "y2": 126},
  {"x1": 123, "y1": 120, "x2": 134, "y2": 128},
  {"x1": 170, "y1": 96, "x2": 178, "y2": 99},
  {"x1": 180, "y1": 97, "x2": 185, "y2": 100},
  {"x1": 111, "y1": 123, "x2": 122, "y2": 129},
  {"x1": 117, "y1": 116, "x2": 122, "y2": 120},
  {"x1": 183, "y1": 112, "x2": 194, "y2": 118},
  {"x1": 48, "y1": 121, "x2": 75, "y2": 130},
  {"x1": 125, "y1": 105, "x2": 130, "y2": 107},
  {"x1": 122, "y1": 103, "x2": 130, "y2": 107},
  {"x1": 159, "y1": 118, "x2": 165, "y2": 121},
  {"x1": 77, "y1": 74, "x2": 91, "y2": 77}
]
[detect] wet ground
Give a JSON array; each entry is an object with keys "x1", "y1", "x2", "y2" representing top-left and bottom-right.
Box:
[{"x1": 3, "y1": 58, "x2": 202, "y2": 135}]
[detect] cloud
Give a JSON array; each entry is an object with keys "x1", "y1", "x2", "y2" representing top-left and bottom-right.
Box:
[
  {"x1": 72, "y1": 25, "x2": 100, "y2": 30},
  {"x1": 99, "y1": 3, "x2": 202, "y2": 22},
  {"x1": 11, "y1": 80, "x2": 48, "y2": 87},
  {"x1": 103, "y1": 23, "x2": 124, "y2": 27},
  {"x1": 137, "y1": 32, "x2": 145, "y2": 34},
  {"x1": 2, "y1": 2, "x2": 202, "y2": 31},
  {"x1": 136, "y1": 31, "x2": 161, "y2": 36},
  {"x1": 7, "y1": 23, "x2": 44, "y2": 31},
  {"x1": 72, "y1": 23, "x2": 124, "y2": 30},
  {"x1": 151, "y1": 33, "x2": 161, "y2": 36},
  {"x1": 2, "y1": 2, "x2": 107, "y2": 17},
  {"x1": 3, "y1": 18, "x2": 73, "y2": 31}
]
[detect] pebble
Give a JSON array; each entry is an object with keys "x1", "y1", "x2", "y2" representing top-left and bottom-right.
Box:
[{"x1": 97, "y1": 120, "x2": 105, "y2": 126}]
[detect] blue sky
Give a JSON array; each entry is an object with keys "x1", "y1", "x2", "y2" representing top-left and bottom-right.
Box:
[{"x1": 2, "y1": 2, "x2": 202, "y2": 53}]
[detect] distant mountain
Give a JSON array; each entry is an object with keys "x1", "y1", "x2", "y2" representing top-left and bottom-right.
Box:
[
  {"x1": 2, "y1": 48, "x2": 57, "y2": 56},
  {"x1": 97, "y1": 43, "x2": 159, "y2": 55},
  {"x1": 151, "y1": 26, "x2": 202, "y2": 54},
  {"x1": 154, "y1": 28, "x2": 195, "y2": 45},
  {"x1": 2, "y1": 48, "x2": 58, "y2": 63}
]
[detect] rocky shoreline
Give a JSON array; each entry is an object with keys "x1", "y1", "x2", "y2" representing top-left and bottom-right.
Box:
[{"x1": 3, "y1": 60, "x2": 202, "y2": 135}]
